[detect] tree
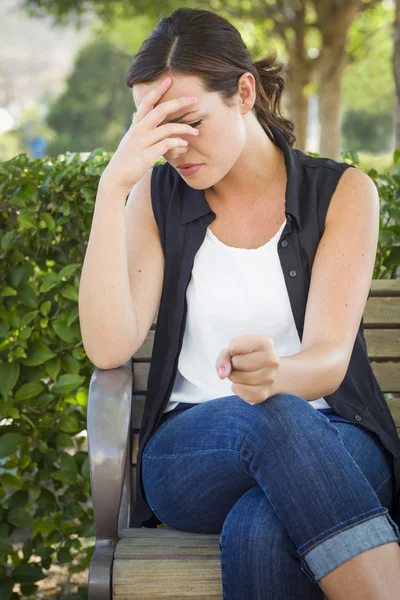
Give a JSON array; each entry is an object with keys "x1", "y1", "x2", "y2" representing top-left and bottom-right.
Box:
[
  {"x1": 20, "y1": 0, "x2": 388, "y2": 158},
  {"x1": 45, "y1": 36, "x2": 134, "y2": 155}
]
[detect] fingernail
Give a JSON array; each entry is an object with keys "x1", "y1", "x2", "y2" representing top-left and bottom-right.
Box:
[
  {"x1": 218, "y1": 366, "x2": 226, "y2": 377},
  {"x1": 162, "y1": 77, "x2": 170, "y2": 85}
]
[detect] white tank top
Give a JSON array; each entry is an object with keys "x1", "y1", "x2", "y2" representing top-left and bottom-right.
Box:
[{"x1": 165, "y1": 216, "x2": 331, "y2": 413}]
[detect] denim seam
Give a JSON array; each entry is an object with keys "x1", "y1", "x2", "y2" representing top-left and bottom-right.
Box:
[
  {"x1": 142, "y1": 448, "x2": 246, "y2": 480},
  {"x1": 297, "y1": 508, "x2": 389, "y2": 557},
  {"x1": 142, "y1": 448, "x2": 243, "y2": 459}
]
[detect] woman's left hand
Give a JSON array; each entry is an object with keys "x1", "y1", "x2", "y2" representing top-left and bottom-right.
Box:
[{"x1": 215, "y1": 334, "x2": 280, "y2": 405}]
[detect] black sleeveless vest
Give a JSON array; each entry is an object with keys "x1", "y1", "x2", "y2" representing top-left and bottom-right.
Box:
[{"x1": 131, "y1": 124, "x2": 400, "y2": 529}]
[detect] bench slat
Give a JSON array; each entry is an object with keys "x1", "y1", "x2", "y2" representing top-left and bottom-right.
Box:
[{"x1": 113, "y1": 530, "x2": 222, "y2": 599}]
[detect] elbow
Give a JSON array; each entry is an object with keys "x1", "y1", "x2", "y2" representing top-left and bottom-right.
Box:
[
  {"x1": 82, "y1": 342, "x2": 134, "y2": 371},
  {"x1": 328, "y1": 350, "x2": 350, "y2": 395},
  {"x1": 89, "y1": 357, "x2": 132, "y2": 371}
]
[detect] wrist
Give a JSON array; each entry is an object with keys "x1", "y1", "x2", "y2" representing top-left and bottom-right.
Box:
[{"x1": 98, "y1": 176, "x2": 132, "y2": 199}]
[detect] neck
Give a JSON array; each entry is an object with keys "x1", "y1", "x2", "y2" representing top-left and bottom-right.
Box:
[{"x1": 207, "y1": 124, "x2": 285, "y2": 212}]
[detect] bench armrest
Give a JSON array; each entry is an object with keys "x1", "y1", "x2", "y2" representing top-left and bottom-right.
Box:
[{"x1": 87, "y1": 358, "x2": 133, "y2": 542}]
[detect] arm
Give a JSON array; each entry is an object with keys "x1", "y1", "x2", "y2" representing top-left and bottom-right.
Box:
[{"x1": 268, "y1": 167, "x2": 380, "y2": 402}]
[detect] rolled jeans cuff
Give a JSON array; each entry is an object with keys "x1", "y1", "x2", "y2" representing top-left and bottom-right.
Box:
[{"x1": 297, "y1": 507, "x2": 400, "y2": 582}]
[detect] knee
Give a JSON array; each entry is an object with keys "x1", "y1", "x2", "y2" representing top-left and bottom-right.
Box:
[
  {"x1": 236, "y1": 393, "x2": 342, "y2": 457},
  {"x1": 251, "y1": 393, "x2": 324, "y2": 435}
]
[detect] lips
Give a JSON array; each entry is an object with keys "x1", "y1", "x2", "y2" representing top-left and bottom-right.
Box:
[{"x1": 176, "y1": 163, "x2": 202, "y2": 169}]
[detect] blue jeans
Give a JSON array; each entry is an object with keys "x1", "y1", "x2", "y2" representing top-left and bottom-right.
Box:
[{"x1": 142, "y1": 394, "x2": 400, "y2": 599}]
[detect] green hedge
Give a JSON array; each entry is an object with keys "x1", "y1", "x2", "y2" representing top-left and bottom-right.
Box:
[{"x1": 0, "y1": 146, "x2": 399, "y2": 600}]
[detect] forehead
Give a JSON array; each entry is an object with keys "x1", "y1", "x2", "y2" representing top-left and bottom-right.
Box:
[{"x1": 132, "y1": 75, "x2": 206, "y2": 111}]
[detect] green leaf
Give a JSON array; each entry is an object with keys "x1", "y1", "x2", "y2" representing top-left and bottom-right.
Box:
[
  {"x1": 44, "y1": 356, "x2": 61, "y2": 380},
  {"x1": 15, "y1": 381, "x2": 45, "y2": 401},
  {"x1": 40, "y1": 300, "x2": 51, "y2": 317},
  {"x1": 20, "y1": 310, "x2": 39, "y2": 326},
  {"x1": 10, "y1": 314, "x2": 21, "y2": 328},
  {"x1": 12, "y1": 489, "x2": 29, "y2": 510},
  {"x1": 61, "y1": 354, "x2": 80, "y2": 375},
  {"x1": 58, "y1": 263, "x2": 81, "y2": 279},
  {"x1": 1, "y1": 474, "x2": 22, "y2": 489},
  {"x1": 50, "y1": 469, "x2": 77, "y2": 484},
  {"x1": 20, "y1": 413, "x2": 37, "y2": 431},
  {"x1": 8, "y1": 508, "x2": 34, "y2": 529},
  {"x1": 61, "y1": 284, "x2": 78, "y2": 302},
  {"x1": 1, "y1": 230, "x2": 16, "y2": 251},
  {"x1": 81, "y1": 456, "x2": 89, "y2": 479},
  {"x1": 0, "y1": 286, "x2": 17, "y2": 297},
  {"x1": 40, "y1": 272, "x2": 59, "y2": 293},
  {"x1": 17, "y1": 214, "x2": 36, "y2": 231},
  {"x1": 0, "y1": 362, "x2": 20, "y2": 401},
  {"x1": 67, "y1": 306, "x2": 79, "y2": 327},
  {"x1": 40, "y1": 212, "x2": 56, "y2": 230},
  {"x1": 55, "y1": 433, "x2": 74, "y2": 449},
  {"x1": 19, "y1": 326, "x2": 32, "y2": 340},
  {"x1": 60, "y1": 452, "x2": 78, "y2": 474},
  {"x1": 29, "y1": 485, "x2": 40, "y2": 500},
  {"x1": 52, "y1": 374, "x2": 85, "y2": 395},
  {"x1": 13, "y1": 346, "x2": 27, "y2": 360},
  {"x1": 11, "y1": 562, "x2": 46, "y2": 584},
  {"x1": 0, "y1": 522, "x2": 9, "y2": 537},
  {"x1": 58, "y1": 413, "x2": 81, "y2": 434},
  {"x1": 20, "y1": 583, "x2": 38, "y2": 596},
  {"x1": 0, "y1": 321, "x2": 10, "y2": 338},
  {"x1": 0, "y1": 433, "x2": 25, "y2": 458},
  {"x1": 20, "y1": 341, "x2": 57, "y2": 366},
  {"x1": 52, "y1": 321, "x2": 78, "y2": 344},
  {"x1": 10, "y1": 264, "x2": 33, "y2": 288},
  {"x1": 33, "y1": 519, "x2": 55, "y2": 536},
  {"x1": 0, "y1": 578, "x2": 13, "y2": 600},
  {"x1": 18, "y1": 283, "x2": 38, "y2": 308},
  {"x1": 0, "y1": 539, "x2": 13, "y2": 555}
]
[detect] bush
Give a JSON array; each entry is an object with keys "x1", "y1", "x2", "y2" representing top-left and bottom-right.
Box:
[{"x1": 0, "y1": 149, "x2": 112, "y2": 599}]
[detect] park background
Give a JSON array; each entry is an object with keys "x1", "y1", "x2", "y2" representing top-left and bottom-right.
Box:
[{"x1": 0, "y1": 0, "x2": 399, "y2": 598}]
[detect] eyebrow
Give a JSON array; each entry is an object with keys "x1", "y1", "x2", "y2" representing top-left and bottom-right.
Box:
[{"x1": 166, "y1": 110, "x2": 199, "y2": 123}]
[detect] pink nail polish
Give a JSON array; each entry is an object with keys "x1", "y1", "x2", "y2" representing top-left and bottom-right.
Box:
[{"x1": 218, "y1": 366, "x2": 226, "y2": 377}]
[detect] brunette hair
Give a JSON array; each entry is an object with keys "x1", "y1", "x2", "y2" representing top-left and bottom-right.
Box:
[{"x1": 125, "y1": 7, "x2": 295, "y2": 146}]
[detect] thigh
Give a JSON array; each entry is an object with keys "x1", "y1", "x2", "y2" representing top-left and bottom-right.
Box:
[
  {"x1": 330, "y1": 421, "x2": 395, "y2": 512},
  {"x1": 219, "y1": 486, "x2": 325, "y2": 600},
  {"x1": 142, "y1": 400, "x2": 257, "y2": 533}
]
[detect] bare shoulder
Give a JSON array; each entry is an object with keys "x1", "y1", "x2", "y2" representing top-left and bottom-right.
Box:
[{"x1": 325, "y1": 166, "x2": 379, "y2": 228}]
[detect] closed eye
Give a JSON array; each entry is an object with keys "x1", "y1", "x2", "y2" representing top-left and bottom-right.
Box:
[{"x1": 188, "y1": 119, "x2": 203, "y2": 128}]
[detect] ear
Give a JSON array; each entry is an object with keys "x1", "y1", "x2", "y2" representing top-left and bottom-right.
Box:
[{"x1": 237, "y1": 72, "x2": 256, "y2": 115}]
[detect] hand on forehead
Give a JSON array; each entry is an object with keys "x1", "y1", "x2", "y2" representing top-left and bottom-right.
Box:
[{"x1": 133, "y1": 75, "x2": 203, "y2": 117}]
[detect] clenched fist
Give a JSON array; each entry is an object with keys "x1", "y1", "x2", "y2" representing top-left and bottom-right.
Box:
[{"x1": 215, "y1": 334, "x2": 280, "y2": 405}]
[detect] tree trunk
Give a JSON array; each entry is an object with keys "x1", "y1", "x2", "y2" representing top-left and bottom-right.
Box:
[
  {"x1": 286, "y1": 63, "x2": 311, "y2": 151},
  {"x1": 318, "y1": 51, "x2": 348, "y2": 159},
  {"x1": 313, "y1": 0, "x2": 362, "y2": 158}
]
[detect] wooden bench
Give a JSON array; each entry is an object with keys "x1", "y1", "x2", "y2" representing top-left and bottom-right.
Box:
[{"x1": 87, "y1": 279, "x2": 400, "y2": 600}]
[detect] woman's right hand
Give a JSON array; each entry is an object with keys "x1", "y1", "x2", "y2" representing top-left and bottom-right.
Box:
[{"x1": 99, "y1": 78, "x2": 200, "y2": 195}]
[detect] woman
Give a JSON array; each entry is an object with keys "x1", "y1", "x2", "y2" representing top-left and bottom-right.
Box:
[{"x1": 79, "y1": 7, "x2": 400, "y2": 599}]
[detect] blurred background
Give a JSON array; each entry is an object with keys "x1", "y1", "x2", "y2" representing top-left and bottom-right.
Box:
[{"x1": 0, "y1": 0, "x2": 398, "y2": 169}]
